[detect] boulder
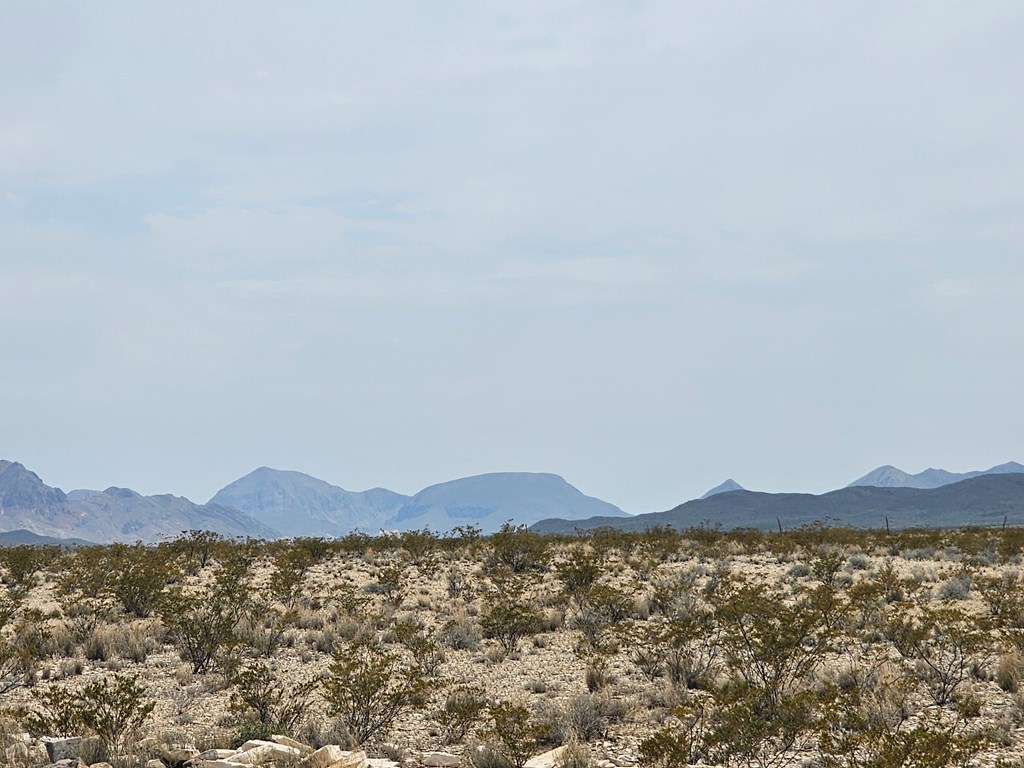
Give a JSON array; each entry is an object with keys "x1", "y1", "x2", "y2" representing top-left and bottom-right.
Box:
[
  {"x1": 524, "y1": 746, "x2": 568, "y2": 768},
  {"x1": 188, "y1": 748, "x2": 239, "y2": 763},
  {"x1": 231, "y1": 743, "x2": 304, "y2": 765},
  {"x1": 306, "y1": 745, "x2": 348, "y2": 768},
  {"x1": 272, "y1": 735, "x2": 313, "y2": 754},
  {"x1": 41, "y1": 736, "x2": 83, "y2": 763},
  {"x1": 326, "y1": 749, "x2": 368, "y2": 768}
]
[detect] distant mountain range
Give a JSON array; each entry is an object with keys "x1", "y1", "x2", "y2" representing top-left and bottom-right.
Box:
[
  {"x1": 0, "y1": 460, "x2": 278, "y2": 544},
  {"x1": 532, "y1": 472, "x2": 1024, "y2": 534},
  {"x1": 5, "y1": 456, "x2": 1023, "y2": 543},
  {"x1": 0, "y1": 460, "x2": 627, "y2": 543},
  {"x1": 211, "y1": 468, "x2": 627, "y2": 537},
  {"x1": 847, "y1": 461, "x2": 1024, "y2": 489}
]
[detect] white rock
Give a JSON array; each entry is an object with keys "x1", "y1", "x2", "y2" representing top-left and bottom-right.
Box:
[
  {"x1": 239, "y1": 739, "x2": 279, "y2": 751},
  {"x1": 326, "y1": 750, "x2": 369, "y2": 768},
  {"x1": 306, "y1": 744, "x2": 349, "y2": 768},
  {"x1": 366, "y1": 759, "x2": 400, "y2": 768},
  {"x1": 189, "y1": 749, "x2": 239, "y2": 762},
  {"x1": 273, "y1": 735, "x2": 313, "y2": 754},
  {"x1": 525, "y1": 746, "x2": 568, "y2": 768},
  {"x1": 231, "y1": 743, "x2": 304, "y2": 765}
]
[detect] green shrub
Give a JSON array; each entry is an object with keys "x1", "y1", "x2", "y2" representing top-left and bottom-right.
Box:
[
  {"x1": 159, "y1": 557, "x2": 251, "y2": 674},
  {"x1": 487, "y1": 524, "x2": 551, "y2": 574},
  {"x1": 23, "y1": 674, "x2": 154, "y2": 757},
  {"x1": 485, "y1": 701, "x2": 552, "y2": 768},
  {"x1": 229, "y1": 661, "x2": 316, "y2": 744},
  {"x1": 322, "y1": 638, "x2": 431, "y2": 746},
  {"x1": 481, "y1": 585, "x2": 544, "y2": 655},
  {"x1": 434, "y1": 685, "x2": 488, "y2": 744}
]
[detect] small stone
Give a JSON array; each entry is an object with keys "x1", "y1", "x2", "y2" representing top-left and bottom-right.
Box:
[
  {"x1": 168, "y1": 748, "x2": 201, "y2": 762},
  {"x1": 147, "y1": 760, "x2": 166, "y2": 768},
  {"x1": 366, "y1": 760, "x2": 400, "y2": 768},
  {"x1": 87, "y1": 762, "x2": 115, "y2": 768}
]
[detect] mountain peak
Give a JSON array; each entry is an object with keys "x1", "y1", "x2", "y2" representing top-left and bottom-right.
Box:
[{"x1": 701, "y1": 479, "x2": 745, "y2": 499}]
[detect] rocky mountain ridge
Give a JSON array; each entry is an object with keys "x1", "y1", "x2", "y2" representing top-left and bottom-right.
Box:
[
  {"x1": 532, "y1": 472, "x2": 1024, "y2": 534},
  {"x1": 847, "y1": 461, "x2": 1024, "y2": 489}
]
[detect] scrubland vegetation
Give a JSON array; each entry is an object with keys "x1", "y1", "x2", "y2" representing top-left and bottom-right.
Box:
[{"x1": 4, "y1": 524, "x2": 1024, "y2": 767}]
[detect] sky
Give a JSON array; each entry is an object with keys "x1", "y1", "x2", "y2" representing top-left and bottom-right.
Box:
[{"x1": 2, "y1": 2, "x2": 1023, "y2": 514}]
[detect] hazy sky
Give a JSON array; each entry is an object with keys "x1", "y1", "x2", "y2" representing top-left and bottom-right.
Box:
[{"x1": 3, "y1": 2, "x2": 1023, "y2": 513}]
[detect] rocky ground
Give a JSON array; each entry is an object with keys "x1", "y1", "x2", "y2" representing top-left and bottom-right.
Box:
[{"x1": 2, "y1": 528, "x2": 1024, "y2": 767}]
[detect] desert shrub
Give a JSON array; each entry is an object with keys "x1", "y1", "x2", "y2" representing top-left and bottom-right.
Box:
[
  {"x1": 393, "y1": 619, "x2": 446, "y2": 676},
  {"x1": 0, "y1": 545, "x2": 60, "y2": 592},
  {"x1": 21, "y1": 682, "x2": 83, "y2": 737},
  {"x1": 398, "y1": 528, "x2": 439, "y2": 566},
  {"x1": 105, "y1": 543, "x2": 178, "y2": 618},
  {"x1": 440, "y1": 616, "x2": 482, "y2": 650},
  {"x1": 713, "y1": 580, "x2": 829, "y2": 710},
  {"x1": 884, "y1": 606, "x2": 987, "y2": 706},
  {"x1": 995, "y1": 651, "x2": 1024, "y2": 692},
  {"x1": 159, "y1": 557, "x2": 251, "y2": 674},
  {"x1": 243, "y1": 547, "x2": 311, "y2": 657},
  {"x1": 638, "y1": 698, "x2": 713, "y2": 768},
  {"x1": 937, "y1": 573, "x2": 972, "y2": 601},
  {"x1": 556, "y1": 552, "x2": 602, "y2": 607},
  {"x1": 556, "y1": 740, "x2": 595, "y2": 768},
  {"x1": 565, "y1": 694, "x2": 627, "y2": 742},
  {"x1": 24, "y1": 674, "x2": 154, "y2": 757},
  {"x1": 434, "y1": 685, "x2": 488, "y2": 744},
  {"x1": 229, "y1": 660, "x2": 316, "y2": 744},
  {"x1": 322, "y1": 637, "x2": 431, "y2": 746},
  {"x1": 977, "y1": 572, "x2": 1024, "y2": 625},
  {"x1": 811, "y1": 549, "x2": 846, "y2": 588},
  {"x1": 169, "y1": 529, "x2": 227, "y2": 572},
  {"x1": 845, "y1": 553, "x2": 871, "y2": 571},
  {"x1": 78, "y1": 674, "x2": 155, "y2": 756},
  {"x1": 487, "y1": 523, "x2": 551, "y2": 574},
  {"x1": 367, "y1": 564, "x2": 407, "y2": 608},
  {"x1": 787, "y1": 563, "x2": 811, "y2": 579},
  {"x1": 447, "y1": 567, "x2": 471, "y2": 599},
  {"x1": 481, "y1": 585, "x2": 544, "y2": 655},
  {"x1": 485, "y1": 701, "x2": 552, "y2": 768},
  {"x1": 819, "y1": 685, "x2": 987, "y2": 768}
]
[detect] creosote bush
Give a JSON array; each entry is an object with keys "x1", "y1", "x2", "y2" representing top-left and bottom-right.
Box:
[{"x1": 322, "y1": 637, "x2": 431, "y2": 746}]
